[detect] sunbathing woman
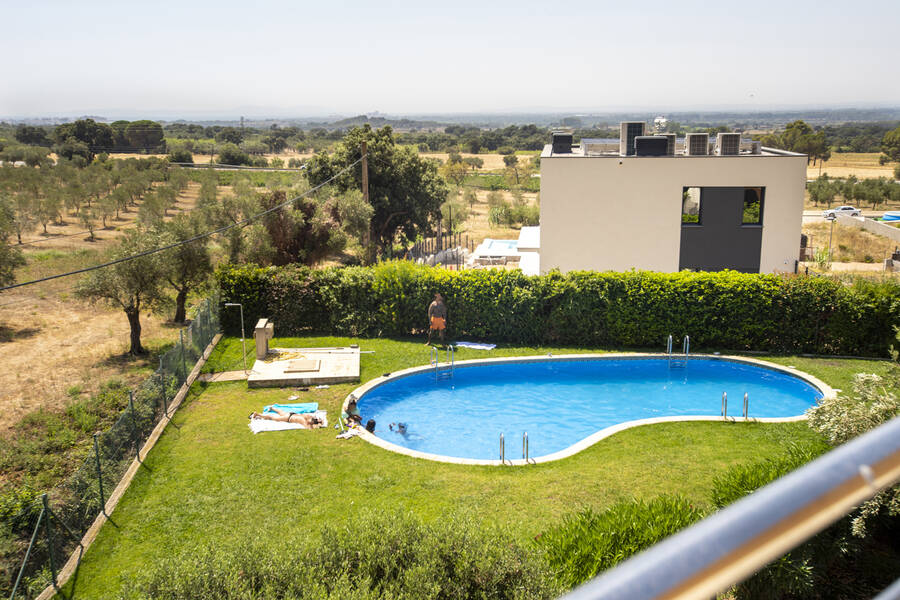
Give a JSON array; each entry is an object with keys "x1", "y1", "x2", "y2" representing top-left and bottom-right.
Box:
[{"x1": 249, "y1": 407, "x2": 325, "y2": 428}]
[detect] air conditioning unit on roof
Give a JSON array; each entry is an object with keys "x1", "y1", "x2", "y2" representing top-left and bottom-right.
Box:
[
  {"x1": 619, "y1": 121, "x2": 646, "y2": 156},
  {"x1": 684, "y1": 133, "x2": 709, "y2": 156},
  {"x1": 715, "y1": 132, "x2": 741, "y2": 156}
]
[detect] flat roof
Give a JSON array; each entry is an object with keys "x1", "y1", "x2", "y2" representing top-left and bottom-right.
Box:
[{"x1": 541, "y1": 144, "x2": 806, "y2": 158}]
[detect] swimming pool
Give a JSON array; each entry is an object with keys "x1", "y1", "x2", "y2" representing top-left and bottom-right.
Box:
[{"x1": 351, "y1": 355, "x2": 830, "y2": 464}]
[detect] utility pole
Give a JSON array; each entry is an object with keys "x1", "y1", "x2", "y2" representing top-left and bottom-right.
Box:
[{"x1": 361, "y1": 141, "x2": 371, "y2": 262}]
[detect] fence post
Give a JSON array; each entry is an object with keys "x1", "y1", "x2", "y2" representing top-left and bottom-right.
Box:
[
  {"x1": 179, "y1": 329, "x2": 187, "y2": 383},
  {"x1": 93, "y1": 433, "x2": 105, "y2": 516},
  {"x1": 129, "y1": 391, "x2": 140, "y2": 460},
  {"x1": 10, "y1": 504, "x2": 46, "y2": 599},
  {"x1": 42, "y1": 494, "x2": 59, "y2": 590},
  {"x1": 160, "y1": 373, "x2": 168, "y2": 417}
]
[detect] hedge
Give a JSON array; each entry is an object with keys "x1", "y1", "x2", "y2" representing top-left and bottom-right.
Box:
[{"x1": 217, "y1": 262, "x2": 900, "y2": 357}]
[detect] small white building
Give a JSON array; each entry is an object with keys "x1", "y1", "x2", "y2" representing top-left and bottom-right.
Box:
[{"x1": 537, "y1": 125, "x2": 807, "y2": 274}]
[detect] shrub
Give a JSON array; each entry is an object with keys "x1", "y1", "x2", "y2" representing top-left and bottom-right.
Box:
[
  {"x1": 126, "y1": 511, "x2": 557, "y2": 599},
  {"x1": 711, "y1": 435, "x2": 900, "y2": 599},
  {"x1": 216, "y1": 264, "x2": 900, "y2": 357},
  {"x1": 167, "y1": 149, "x2": 193, "y2": 164},
  {"x1": 216, "y1": 143, "x2": 251, "y2": 166},
  {"x1": 537, "y1": 496, "x2": 705, "y2": 589}
]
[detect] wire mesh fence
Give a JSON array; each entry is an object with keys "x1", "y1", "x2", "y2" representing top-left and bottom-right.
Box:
[{"x1": 6, "y1": 298, "x2": 220, "y2": 599}]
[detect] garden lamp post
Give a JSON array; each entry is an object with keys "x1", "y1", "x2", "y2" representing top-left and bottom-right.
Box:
[
  {"x1": 826, "y1": 213, "x2": 836, "y2": 267},
  {"x1": 224, "y1": 303, "x2": 247, "y2": 373}
]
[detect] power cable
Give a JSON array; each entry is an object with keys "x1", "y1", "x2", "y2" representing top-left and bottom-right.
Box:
[{"x1": 0, "y1": 156, "x2": 363, "y2": 293}]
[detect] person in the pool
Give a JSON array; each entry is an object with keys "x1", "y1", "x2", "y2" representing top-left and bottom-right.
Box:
[
  {"x1": 389, "y1": 422, "x2": 407, "y2": 434},
  {"x1": 249, "y1": 407, "x2": 325, "y2": 428},
  {"x1": 425, "y1": 293, "x2": 448, "y2": 345}
]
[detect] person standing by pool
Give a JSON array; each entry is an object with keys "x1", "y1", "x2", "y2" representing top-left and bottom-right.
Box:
[{"x1": 425, "y1": 293, "x2": 447, "y2": 345}]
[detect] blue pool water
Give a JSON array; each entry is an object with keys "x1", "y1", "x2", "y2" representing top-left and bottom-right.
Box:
[{"x1": 357, "y1": 358, "x2": 823, "y2": 461}]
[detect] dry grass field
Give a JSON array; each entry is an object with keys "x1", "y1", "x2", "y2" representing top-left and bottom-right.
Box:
[
  {"x1": 807, "y1": 152, "x2": 896, "y2": 180},
  {"x1": 0, "y1": 182, "x2": 210, "y2": 431},
  {"x1": 452, "y1": 188, "x2": 539, "y2": 246},
  {"x1": 421, "y1": 152, "x2": 536, "y2": 171},
  {"x1": 802, "y1": 221, "x2": 898, "y2": 263}
]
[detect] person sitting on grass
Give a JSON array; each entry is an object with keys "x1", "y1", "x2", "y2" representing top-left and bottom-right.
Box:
[
  {"x1": 249, "y1": 407, "x2": 325, "y2": 428},
  {"x1": 425, "y1": 293, "x2": 448, "y2": 345}
]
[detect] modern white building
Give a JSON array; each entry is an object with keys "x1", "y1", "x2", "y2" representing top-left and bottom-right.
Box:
[{"x1": 537, "y1": 126, "x2": 807, "y2": 274}]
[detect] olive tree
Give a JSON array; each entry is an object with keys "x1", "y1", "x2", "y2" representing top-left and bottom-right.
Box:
[{"x1": 75, "y1": 229, "x2": 172, "y2": 354}]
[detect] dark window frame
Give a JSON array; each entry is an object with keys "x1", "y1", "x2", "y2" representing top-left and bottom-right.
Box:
[
  {"x1": 741, "y1": 187, "x2": 765, "y2": 227},
  {"x1": 682, "y1": 186, "x2": 702, "y2": 226}
]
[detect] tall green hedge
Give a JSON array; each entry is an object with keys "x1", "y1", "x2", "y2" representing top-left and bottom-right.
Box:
[{"x1": 217, "y1": 262, "x2": 900, "y2": 356}]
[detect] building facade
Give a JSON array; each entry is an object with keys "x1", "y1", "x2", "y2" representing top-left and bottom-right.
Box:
[{"x1": 538, "y1": 130, "x2": 807, "y2": 274}]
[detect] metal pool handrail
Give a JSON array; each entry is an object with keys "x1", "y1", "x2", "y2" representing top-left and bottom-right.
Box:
[{"x1": 557, "y1": 415, "x2": 900, "y2": 600}]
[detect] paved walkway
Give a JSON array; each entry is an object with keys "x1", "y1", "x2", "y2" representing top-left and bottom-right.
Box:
[{"x1": 197, "y1": 370, "x2": 249, "y2": 382}]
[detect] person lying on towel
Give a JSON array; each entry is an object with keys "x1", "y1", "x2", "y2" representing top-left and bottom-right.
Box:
[{"x1": 249, "y1": 407, "x2": 325, "y2": 428}]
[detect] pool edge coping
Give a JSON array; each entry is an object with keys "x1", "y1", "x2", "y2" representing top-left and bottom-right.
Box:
[{"x1": 343, "y1": 353, "x2": 836, "y2": 467}]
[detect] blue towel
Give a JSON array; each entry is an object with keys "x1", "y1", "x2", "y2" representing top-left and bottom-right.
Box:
[{"x1": 263, "y1": 402, "x2": 318, "y2": 415}]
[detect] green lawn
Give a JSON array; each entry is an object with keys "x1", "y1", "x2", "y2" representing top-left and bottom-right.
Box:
[{"x1": 63, "y1": 337, "x2": 892, "y2": 597}]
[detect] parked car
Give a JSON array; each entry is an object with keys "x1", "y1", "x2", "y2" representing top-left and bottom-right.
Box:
[{"x1": 823, "y1": 206, "x2": 861, "y2": 218}]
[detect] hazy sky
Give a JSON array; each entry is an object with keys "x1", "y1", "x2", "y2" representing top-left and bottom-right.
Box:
[{"x1": 2, "y1": 0, "x2": 899, "y2": 118}]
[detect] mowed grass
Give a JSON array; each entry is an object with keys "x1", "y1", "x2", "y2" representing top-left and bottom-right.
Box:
[{"x1": 64, "y1": 336, "x2": 888, "y2": 597}]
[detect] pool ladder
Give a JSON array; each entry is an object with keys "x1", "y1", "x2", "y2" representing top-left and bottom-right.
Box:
[
  {"x1": 499, "y1": 432, "x2": 533, "y2": 465},
  {"x1": 667, "y1": 335, "x2": 689, "y2": 369},
  {"x1": 432, "y1": 345, "x2": 455, "y2": 381},
  {"x1": 721, "y1": 392, "x2": 750, "y2": 420}
]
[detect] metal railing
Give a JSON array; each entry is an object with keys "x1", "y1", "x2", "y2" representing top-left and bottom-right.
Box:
[
  {"x1": 559, "y1": 415, "x2": 900, "y2": 600},
  {"x1": 7, "y1": 298, "x2": 220, "y2": 599}
]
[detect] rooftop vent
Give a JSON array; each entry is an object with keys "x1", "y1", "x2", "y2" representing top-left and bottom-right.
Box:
[
  {"x1": 619, "y1": 121, "x2": 646, "y2": 156},
  {"x1": 684, "y1": 133, "x2": 709, "y2": 156},
  {"x1": 634, "y1": 136, "x2": 669, "y2": 157},
  {"x1": 551, "y1": 131, "x2": 573, "y2": 154},
  {"x1": 715, "y1": 132, "x2": 741, "y2": 156},
  {"x1": 750, "y1": 141, "x2": 762, "y2": 155}
]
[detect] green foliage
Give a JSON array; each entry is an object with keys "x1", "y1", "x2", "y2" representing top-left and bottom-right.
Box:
[
  {"x1": 126, "y1": 511, "x2": 557, "y2": 600},
  {"x1": 537, "y1": 496, "x2": 705, "y2": 588},
  {"x1": 167, "y1": 148, "x2": 193, "y2": 164},
  {"x1": 882, "y1": 125, "x2": 900, "y2": 163},
  {"x1": 305, "y1": 125, "x2": 448, "y2": 257},
  {"x1": 216, "y1": 143, "x2": 252, "y2": 166},
  {"x1": 710, "y1": 436, "x2": 900, "y2": 600},
  {"x1": 75, "y1": 228, "x2": 174, "y2": 354},
  {"x1": 710, "y1": 442, "x2": 830, "y2": 509},
  {"x1": 807, "y1": 369, "x2": 900, "y2": 538},
  {"x1": 217, "y1": 264, "x2": 900, "y2": 356}
]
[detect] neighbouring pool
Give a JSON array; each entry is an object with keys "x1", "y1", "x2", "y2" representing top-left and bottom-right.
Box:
[{"x1": 355, "y1": 357, "x2": 825, "y2": 462}]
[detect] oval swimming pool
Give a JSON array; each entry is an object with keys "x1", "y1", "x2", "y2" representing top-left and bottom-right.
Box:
[{"x1": 354, "y1": 356, "x2": 826, "y2": 463}]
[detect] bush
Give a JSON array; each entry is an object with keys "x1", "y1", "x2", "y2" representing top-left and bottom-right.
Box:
[
  {"x1": 711, "y1": 436, "x2": 900, "y2": 599},
  {"x1": 216, "y1": 143, "x2": 251, "y2": 166},
  {"x1": 126, "y1": 511, "x2": 557, "y2": 600},
  {"x1": 167, "y1": 149, "x2": 193, "y2": 164},
  {"x1": 216, "y1": 264, "x2": 900, "y2": 357},
  {"x1": 537, "y1": 496, "x2": 705, "y2": 589}
]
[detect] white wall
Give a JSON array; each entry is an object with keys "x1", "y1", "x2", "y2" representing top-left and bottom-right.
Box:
[{"x1": 539, "y1": 152, "x2": 807, "y2": 273}]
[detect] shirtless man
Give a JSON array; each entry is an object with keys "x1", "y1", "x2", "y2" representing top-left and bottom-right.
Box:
[{"x1": 425, "y1": 293, "x2": 447, "y2": 345}]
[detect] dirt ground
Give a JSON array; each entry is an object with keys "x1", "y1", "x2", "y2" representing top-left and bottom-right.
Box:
[
  {"x1": 454, "y1": 189, "x2": 539, "y2": 246},
  {"x1": 0, "y1": 183, "x2": 208, "y2": 432},
  {"x1": 802, "y1": 221, "x2": 899, "y2": 264},
  {"x1": 807, "y1": 152, "x2": 896, "y2": 180}
]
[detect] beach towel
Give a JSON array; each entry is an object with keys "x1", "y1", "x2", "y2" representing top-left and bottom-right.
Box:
[
  {"x1": 455, "y1": 341, "x2": 496, "y2": 350},
  {"x1": 249, "y1": 410, "x2": 327, "y2": 434},
  {"x1": 262, "y1": 402, "x2": 318, "y2": 415}
]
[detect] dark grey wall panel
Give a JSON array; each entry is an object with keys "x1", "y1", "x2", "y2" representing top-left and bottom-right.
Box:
[{"x1": 679, "y1": 187, "x2": 762, "y2": 273}]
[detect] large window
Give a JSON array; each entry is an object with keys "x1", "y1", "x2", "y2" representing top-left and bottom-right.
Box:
[
  {"x1": 682, "y1": 187, "x2": 701, "y2": 224},
  {"x1": 742, "y1": 187, "x2": 764, "y2": 225}
]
